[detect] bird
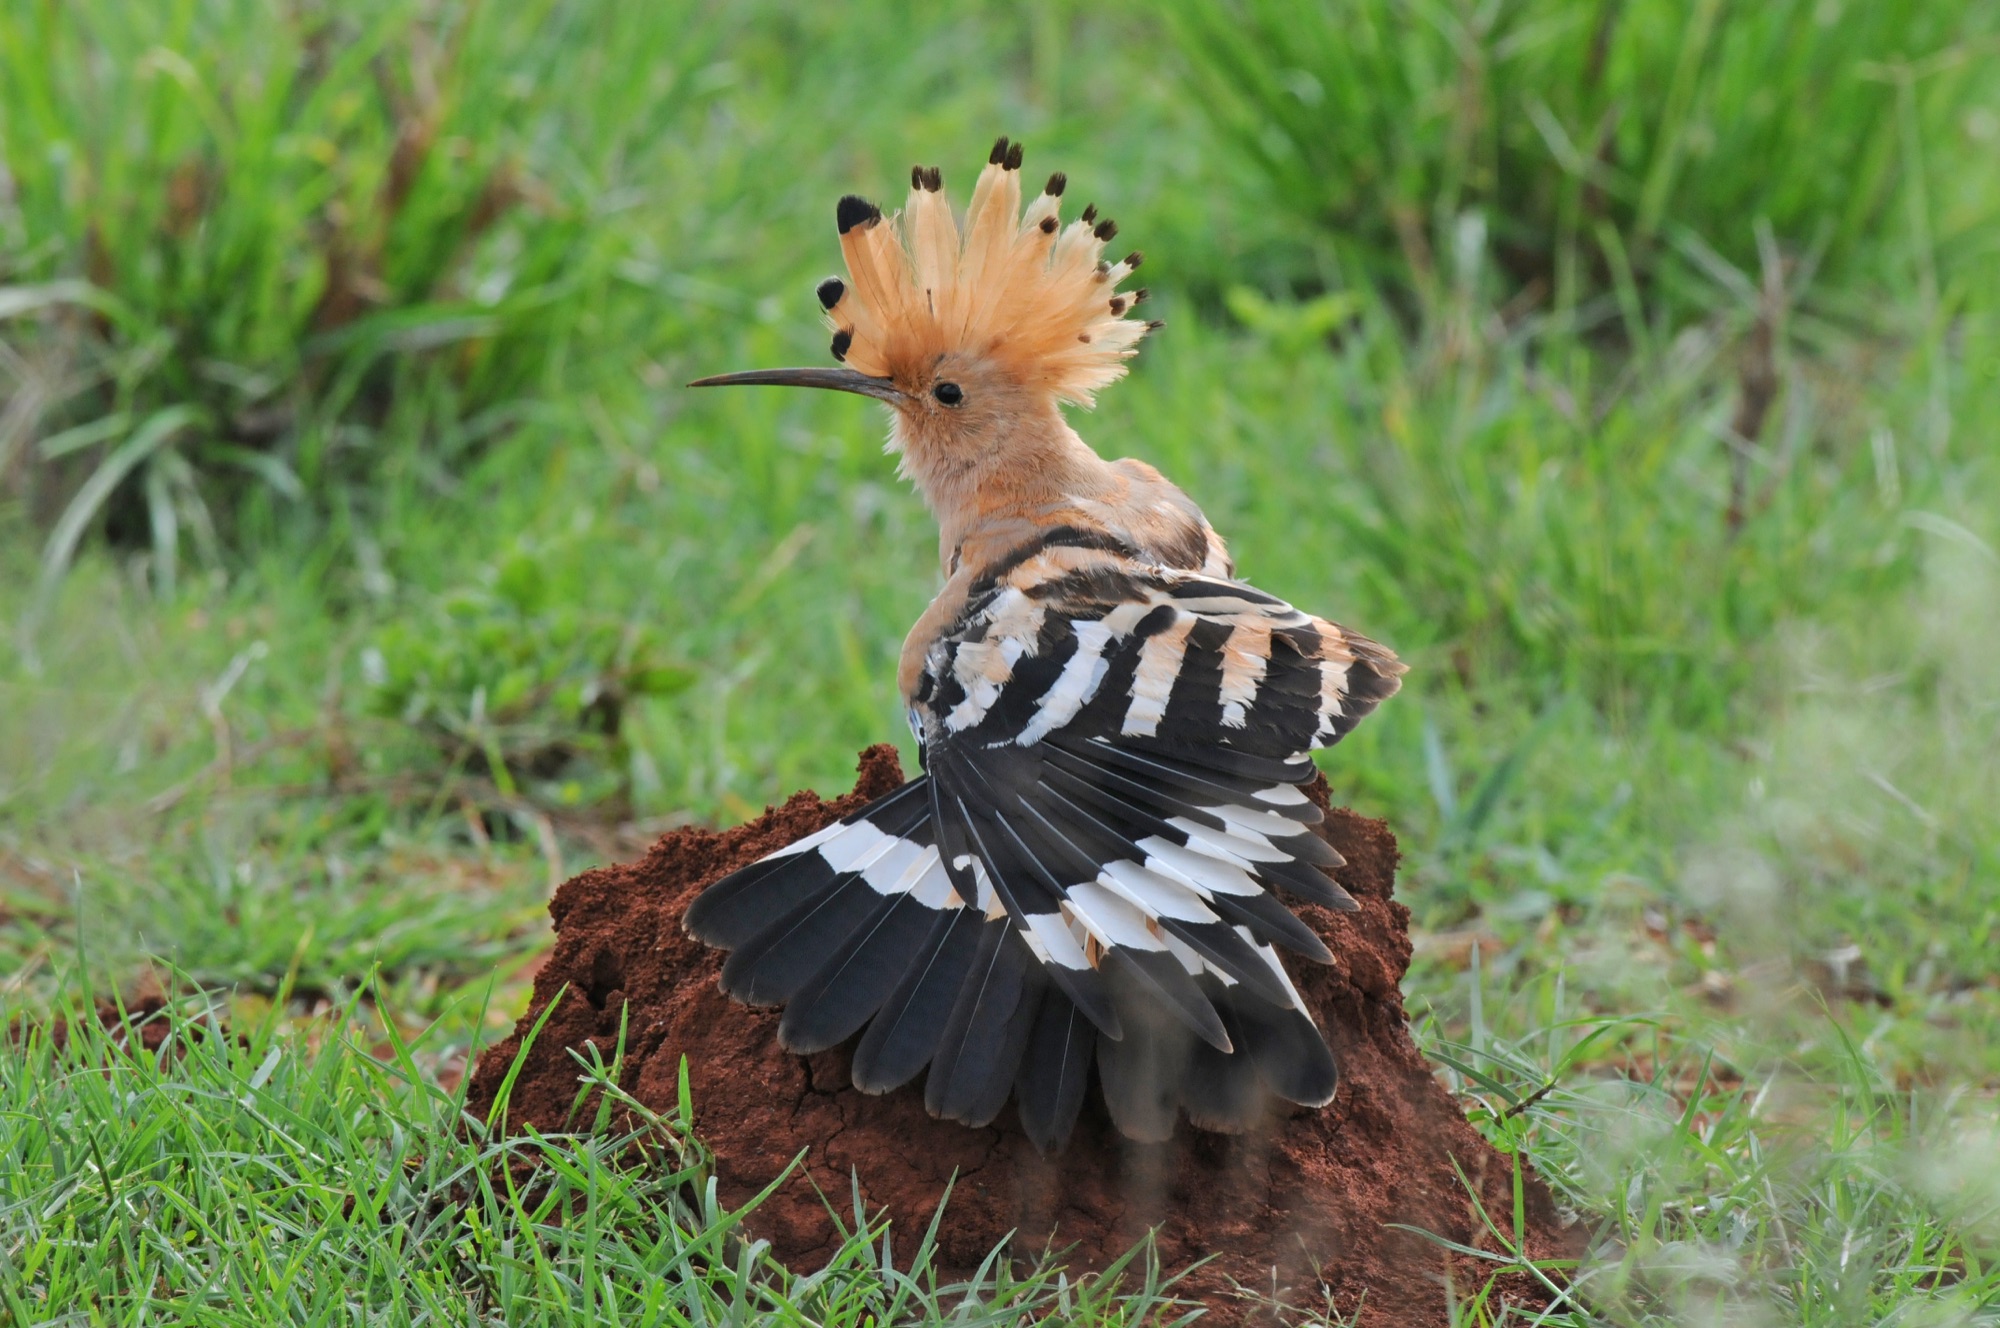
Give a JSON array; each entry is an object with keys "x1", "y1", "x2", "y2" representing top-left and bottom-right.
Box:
[{"x1": 684, "y1": 137, "x2": 1404, "y2": 1152}]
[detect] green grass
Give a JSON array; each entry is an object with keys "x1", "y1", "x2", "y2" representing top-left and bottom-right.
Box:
[
  {"x1": 0, "y1": 985, "x2": 1199, "y2": 1325},
  {"x1": 0, "y1": 0, "x2": 729, "y2": 597},
  {"x1": 1166, "y1": 0, "x2": 2000, "y2": 313},
  {"x1": 3, "y1": 0, "x2": 1999, "y2": 1322}
]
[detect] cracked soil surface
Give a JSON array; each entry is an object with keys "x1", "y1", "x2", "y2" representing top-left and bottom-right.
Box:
[{"x1": 467, "y1": 746, "x2": 1580, "y2": 1325}]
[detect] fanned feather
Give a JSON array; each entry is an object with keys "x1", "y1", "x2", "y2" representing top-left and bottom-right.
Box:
[
  {"x1": 1016, "y1": 990, "x2": 1096, "y2": 1152},
  {"x1": 819, "y1": 140, "x2": 1155, "y2": 406},
  {"x1": 851, "y1": 906, "x2": 985, "y2": 1093}
]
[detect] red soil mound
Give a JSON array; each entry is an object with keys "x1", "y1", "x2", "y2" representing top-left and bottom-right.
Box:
[{"x1": 468, "y1": 747, "x2": 1580, "y2": 1324}]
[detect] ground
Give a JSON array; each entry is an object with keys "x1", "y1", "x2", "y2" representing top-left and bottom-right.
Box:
[{"x1": 1, "y1": 2, "x2": 1998, "y2": 1324}]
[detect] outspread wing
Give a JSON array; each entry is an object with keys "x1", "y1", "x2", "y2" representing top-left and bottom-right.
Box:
[{"x1": 686, "y1": 528, "x2": 1403, "y2": 1150}]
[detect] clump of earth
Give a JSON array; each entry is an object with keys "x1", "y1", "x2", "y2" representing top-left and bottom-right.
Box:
[{"x1": 468, "y1": 747, "x2": 1580, "y2": 1325}]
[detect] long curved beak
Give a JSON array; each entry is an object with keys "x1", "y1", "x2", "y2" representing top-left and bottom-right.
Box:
[{"x1": 688, "y1": 367, "x2": 904, "y2": 402}]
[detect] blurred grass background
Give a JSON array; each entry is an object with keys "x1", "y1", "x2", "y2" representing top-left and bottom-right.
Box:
[{"x1": 2, "y1": 0, "x2": 1998, "y2": 1322}]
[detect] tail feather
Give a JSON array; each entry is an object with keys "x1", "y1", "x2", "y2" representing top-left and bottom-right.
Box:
[
  {"x1": 1016, "y1": 990, "x2": 1096, "y2": 1152},
  {"x1": 777, "y1": 892, "x2": 940, "y2": 1053},
  {"x1": 1180, "y1": 987, "x2": 1266, "y2": 1132},
  {"x1": 850, "y1": 906, "x2": 983, "y2": 1093},
  {"x1": 1151, "y1": 916, "x2": 1297, "y2": 1009},
  {"x1": 1204, "y1": 887, "x2": 1334, "y2": 964},
  {"x1": 1094, "y1": 981, "x2": 1190, "y2": 1143},
  {"x1": 952, "y1": 968, "x2": 1047, "y2": 1128},
  {"x1": 1225, "y1": 984, "x2": 1339, "y2": 1107},
  {"x1": 718, "y1": 873, "x2": 883, "y2": 1007},
  {"x1": 923, "y1": 919, "x2": 1034, "y2": 1124}
]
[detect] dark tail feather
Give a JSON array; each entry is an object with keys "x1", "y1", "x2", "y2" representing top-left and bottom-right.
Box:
[
  {"x1": 1095, "y1": 1006, "x2": 1189, "y2": 1144},
  {"x1": 1205, "y1": 888, "x2": 1334, "y2": 964},
  {"x1": 975, "y1": 800, "x2": 1125, "y2": 1039},
  {"x1": 1104, "y1": 947, "x2": 1231, "y2": 1052},
  {"x1": 685, "y1": 777, "x2": 931, "y2": 949},
  {"x1": 924, "y1": 919, "x2": 1033, "y2": 1125},
  {"x1": 1224, "y1": 985, "x2": 1338, "y2": 1106},
  {"x1": 1021, "y1": 771, "x2": 1332, "y2": 967},
  {"x1": 850, "y1": 906, "x2": 983, "y2": 1093},
  {"x1": 1016, "y1": 989, "x2": 1096, "y2": 1153},
  {"x1": 1094, "y1": 962, "x2": 1204, "y2": 1143},
  {"x1": 685, "y1": 853, "x2": 832, "y2": 950},
  {"x1": 952, "y1": 969, "x2": 1046, "y2": 1128},
  {"x1": 1153, "y1": 917, "x2": 1297, "y2": 1009},
  {"x1": 777, "y1": 892, "x2": 939, "y2": 1053},
  {"x1": 718, "y1": 874, "x2": 881, "y2": 1006},
  {"x1": 1268, "y1": 826, "x2": 1344, "y2": 869},
  {"x1": 1256, "y1": 852, "x2": 1361, "y2": 912},
  {"x1": 1178, "y1": 980, "x2": 1265, "y2": 1132}
]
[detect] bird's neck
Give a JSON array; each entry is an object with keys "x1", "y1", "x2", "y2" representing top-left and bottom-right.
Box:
[{"x1": 897, "y1": 406, "x2": 1120, "y2": 575}]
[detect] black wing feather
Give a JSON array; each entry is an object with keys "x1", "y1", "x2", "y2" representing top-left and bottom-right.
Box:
[
  {"x1": 851, "y1": 906, "x2": 984, "y2": 1093},
  {"x1": 1016, "y1": 990, "x2": 1096, "y2": 1152},
  {"x1": 718, "y1": 873, "x2": 883, "y2": 1006},
  {"x1": 684, "y1": 853, "x2": 833, "y2": 951},
  {"x1": 778, "y1": 892, "x2": 941, "y2": 1053},
  {"x1": 685, "y1": 777, "x2": 931, "y2": 949},
  {"x1": 1044, "y1": 739, "x2": 1323, "y2": 826},
  {"x1": 924, "y1": 918, "x2": 1034, "y2": 1124},
  {"x1": 1180, "y1": 982, "x2": 1267, "y2": 1132}
]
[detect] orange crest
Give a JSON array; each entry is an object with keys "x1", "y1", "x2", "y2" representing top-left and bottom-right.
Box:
[{"x1": 819, "y1": 137, "x2": 1157, "y2": 407}]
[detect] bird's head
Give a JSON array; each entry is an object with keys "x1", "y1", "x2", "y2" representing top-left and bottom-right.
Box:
[{"x1": 693, "y1": 138, "x2": 1157, "y2": 511}]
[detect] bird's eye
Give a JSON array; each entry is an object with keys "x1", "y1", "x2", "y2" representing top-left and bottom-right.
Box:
[{"x1": 932, "y1": 381, "x2": 964, "y2": 407}]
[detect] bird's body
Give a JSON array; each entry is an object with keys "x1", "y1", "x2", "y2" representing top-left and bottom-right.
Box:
[{"x1": 687, "y1": 139, "x2": 1404, "y2": 1150}]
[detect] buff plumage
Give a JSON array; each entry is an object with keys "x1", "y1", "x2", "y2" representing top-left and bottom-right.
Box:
[{"x1": 820, "y1": 136, "x2": 1156, "y2": 407}]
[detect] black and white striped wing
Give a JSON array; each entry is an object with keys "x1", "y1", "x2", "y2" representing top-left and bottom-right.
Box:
[
  {"x1": 685, "y1": 531, "x2": 1403, "y2": 1150},
  {"x1": 684, "y1": 768, "x2": 1089, "y2": 1143}
]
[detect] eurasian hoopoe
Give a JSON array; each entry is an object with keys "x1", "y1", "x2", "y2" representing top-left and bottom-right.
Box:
[{"x1": 687, "y1": 138, "x2": 1405, "y2": 1151}]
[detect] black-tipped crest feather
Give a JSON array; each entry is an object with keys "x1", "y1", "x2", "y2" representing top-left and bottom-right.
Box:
[{"x1": 835, "y1": 194, "x2": 881, "y2": 234}]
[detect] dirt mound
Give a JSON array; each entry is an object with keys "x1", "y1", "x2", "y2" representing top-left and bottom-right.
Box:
[{"x1": 468, "y1": 747, "x2": 1580, "y2": 1324}]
